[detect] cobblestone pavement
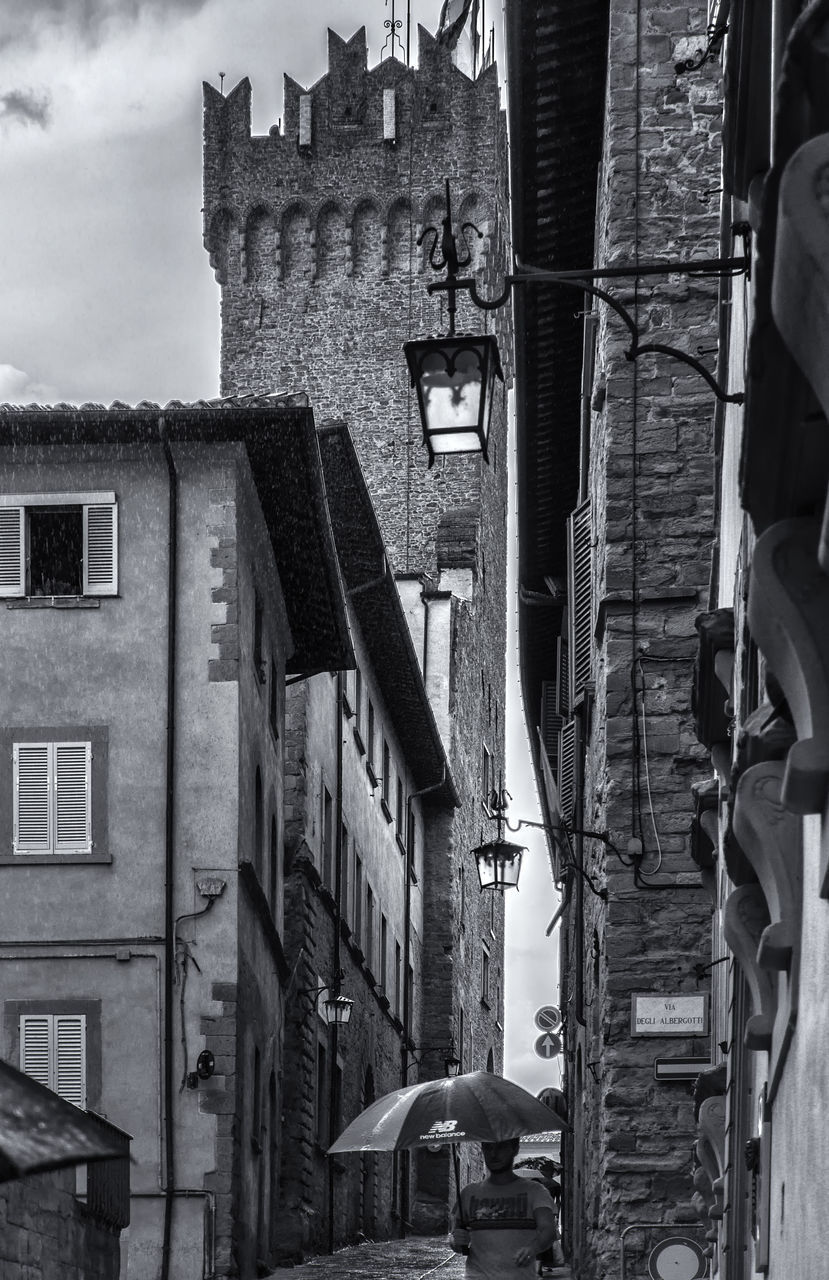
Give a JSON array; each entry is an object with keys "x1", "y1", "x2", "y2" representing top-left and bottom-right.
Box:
[
  {"x1": 265, "y1": 1237, "x2": 574, "y2": 1280},
  {"x1": 265, "y1": 1236, "x2": 465, "y2": 1280}
]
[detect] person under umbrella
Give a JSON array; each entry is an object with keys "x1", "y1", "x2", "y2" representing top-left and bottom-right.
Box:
[{"x1": 449, "y1": 1136, "x2": 557, "y2": 1280}]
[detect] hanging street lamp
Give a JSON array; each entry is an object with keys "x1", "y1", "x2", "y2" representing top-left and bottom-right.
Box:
[
  {"x1": 404, "y1": 179, "x2": 504, "y2": 467},
  {"x1": 472, "y1": 786, "x2": 527, "y2": 892},
  {"x1": 405, "y1": 180, "x2": 750, "y2": 465}
]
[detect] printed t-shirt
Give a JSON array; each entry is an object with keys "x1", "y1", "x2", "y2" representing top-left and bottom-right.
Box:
[{"x1": 454, "y1": 1175, "x2": 555, "y2": 1280}]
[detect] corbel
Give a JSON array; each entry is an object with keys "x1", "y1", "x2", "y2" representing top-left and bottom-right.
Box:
[
  {"x1": 690, "y1": 778, "x2": 720, "y2": 906},
  {"x1": 697, "y1": 1096, "x2": 726, "y2": 1221},
  {"x1": 692, "y1": 609, "x2": 735, "y2": 753},
  {"x1": 732, "y1": 761, "x2": 803, "y2": 971},
  {"x1": 748, "y1": 518, "x2": 829, "y2": 839},
  {"x1": 722, "y1": 884, "x2": 775, "y2": 1050}
]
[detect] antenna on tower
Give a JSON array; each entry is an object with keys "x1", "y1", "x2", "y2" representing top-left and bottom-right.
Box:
[
  {"x1": 381, "y1": 0, "x2": 406, "y2": 62},
  {"x1": 218, "y1": 71, "x2": 225, "y2": 96}
]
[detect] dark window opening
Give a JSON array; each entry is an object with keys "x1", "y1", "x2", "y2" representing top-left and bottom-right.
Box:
[{"x1": 29, "y1": 507, "x2": 82, "y2": 597}]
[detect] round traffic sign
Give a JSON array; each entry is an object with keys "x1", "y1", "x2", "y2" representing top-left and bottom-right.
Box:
[
  {"x1": 534, "y1": 1032, "x2": 562, "y2": 1060},
  {"x1": 647, "y1": 1237, "x2": 706, "y2": 1280},
  {"x1": 534, "y1": 1005, "x2": 562, "y2": 1032}
]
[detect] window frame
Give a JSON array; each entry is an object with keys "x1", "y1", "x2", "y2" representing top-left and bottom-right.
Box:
[
  {"x1": 6, "y1": 998, "x2": 101, "y2": 1111},
  {"x1": 0, "y1": 492, "x2": 118, "y2": 599},
  {"x1": 1, "y1": 727, "x2": 109, "y2": 864}
]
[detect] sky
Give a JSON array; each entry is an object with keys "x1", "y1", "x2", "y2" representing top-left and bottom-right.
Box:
[{"x1": 1, "y1": 0, "x2": 561, "y2": 1094}]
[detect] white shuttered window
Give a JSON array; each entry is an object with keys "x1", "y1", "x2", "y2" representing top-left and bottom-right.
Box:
[
  {"x1": 20, "y1": 1014, "x2": 87, "y2": 1108},
  {"x1": 567, "y1": 499, "x2": 593, "y2": 702},
  {"x1": 0, "y1": 493, "x2": 117, "y2": 597},
  {"x1": 13, "y1": 742, "x2": 92, "y2": 854}
]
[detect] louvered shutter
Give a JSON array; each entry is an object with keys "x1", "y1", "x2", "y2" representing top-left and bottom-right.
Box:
[
  {"x1": 55, "y1": 1015, "x2": 87, "y2": 1108},
  {"x1": 540, "y1": 682, "x2": 563, "y2": 774},
  {"x1": 20, "y1": 1015, "x2": 52, "y2": 1088},
  {"x1": 14, "y1": 744, "x2": 52, "y2": 853},
  {"x1": 567, "y1": 500, "x2": 593, "y2": 701},
  {"x1": 55, "y1": 743, "x2": 92, "y2": 852},
  {"x1": 0, "y1": 506, "x2": 25, "y2": 596},
  {"x1": 558, "y1": 720, "x2": 577, "y2": 823},
  {"x1": 83, "y1": 502, "x2": 117, "y2": 595}
]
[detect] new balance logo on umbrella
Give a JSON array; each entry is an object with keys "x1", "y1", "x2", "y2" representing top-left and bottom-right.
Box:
[{"x1": 421, "y1": 1119, "x2": 466, "y2": 1139}]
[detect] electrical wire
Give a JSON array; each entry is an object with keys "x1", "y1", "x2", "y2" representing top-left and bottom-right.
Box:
[{"x1": 637, "y1": 658, "x2": 663, "y2": 874}]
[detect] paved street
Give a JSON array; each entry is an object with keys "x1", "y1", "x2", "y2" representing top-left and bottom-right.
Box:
[{"x1": 265, "y1": 1237, "x2": 573, "y2": 1280}]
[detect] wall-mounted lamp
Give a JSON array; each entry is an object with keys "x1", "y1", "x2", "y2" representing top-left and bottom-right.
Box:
[
  {"x1": 405, "y1": 1044, "x2": 461, "y2": 1081},
  {"x1": 298, "y1": 973, "x2": 355, "y2": 1027},
  {"x1": 472, "y1": 786, "x2": 527, "y2": 892},
  {"x1": 404, "y1": 180, "x2": 749, "y2": 464}
]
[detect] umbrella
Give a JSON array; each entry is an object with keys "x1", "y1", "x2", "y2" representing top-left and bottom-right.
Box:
[
  {"x1": 0, "y1": 1057, "x2": 127, "y2": 1183},
  {"x1": 328, "y1": 1070, "x2": 566, "y2": 1154}
]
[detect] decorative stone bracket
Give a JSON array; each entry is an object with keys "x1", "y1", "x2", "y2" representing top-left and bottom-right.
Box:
[
  {"x1": 722, "y1": 885, "x2": 774, "y2": 1051},
  {"x1": 747, "y1": 519, "x2": 829, "y2": 841},
  {"x1": 732, "y1": 762, "x2": 803, "y2": 971},
  {"x1": 693, "y1": 609, "x2": 735, "y2": 751},
  {"x1": 772, "y1": 132, "x2": 829, "y2": 428},
  {"x1": 697, "y1": 1096, "x2": 726, "y2": 1224}
]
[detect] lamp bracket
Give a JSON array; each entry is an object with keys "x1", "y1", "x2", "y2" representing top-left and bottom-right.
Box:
[{"x1": 424, "y1": 191, "x2": 750, "y2": 405}]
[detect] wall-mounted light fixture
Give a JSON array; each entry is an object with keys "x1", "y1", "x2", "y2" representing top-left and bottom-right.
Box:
[
  {"x1": 404, "y1": 180, "x2": 750, "y2": 464},
  {"x1": 472, "y1": 787, "x2": 527, "y2": 892},
  {"x1": 405, "y1": 1044, "x2": 462, "y2": 1081},
  {"x1": 298, "y1": 973, "x2": 354, "y2": 1026}
]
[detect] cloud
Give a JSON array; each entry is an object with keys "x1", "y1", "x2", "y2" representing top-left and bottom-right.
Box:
[
  {"x1": 1, "y1": 0, "x2": 211, "y2": 49},
  {"x1": 0, "y1": 365, "x2": 58, "y2": 404},
  {"x1": 0, "y1": 90, "x2": 51, "y2": 129}
]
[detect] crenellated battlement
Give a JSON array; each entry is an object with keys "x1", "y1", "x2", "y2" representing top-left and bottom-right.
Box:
[{"x1": 203, "y1": 20, "x2": 511, "y2": 576}]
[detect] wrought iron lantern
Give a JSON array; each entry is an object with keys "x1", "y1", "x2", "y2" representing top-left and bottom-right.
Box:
[
  {"x1": 322, "y1": 993, "x2": 354, "y2": 1026},
  {"x1": 404, "y1": 333, "x2": 503, "y2": 466},
  {"x1": 472, "y1": 835, "x2": 525, "y2": 891}
]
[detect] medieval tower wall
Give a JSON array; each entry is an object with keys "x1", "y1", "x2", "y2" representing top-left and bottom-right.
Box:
[{"x1": 204, "y1": 24, "x2": 511, "y2": 1243}]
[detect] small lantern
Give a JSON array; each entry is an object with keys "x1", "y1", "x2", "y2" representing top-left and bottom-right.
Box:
[
  {"x1": 444, "y1": 1054, "x2": 462, "y2": 1078},
  {"x1": 404, "y1": 333, "x2": 503, "y2": 467},
  {"x1": 323, "y1": 994, "x2": 354, "y2": 1026},
  {"x1": 472, "y1": 837, "x2": 525, "y2": 891}
]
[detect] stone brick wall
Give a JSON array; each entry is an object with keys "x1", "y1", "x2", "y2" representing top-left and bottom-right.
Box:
[
  {"x1": 561, "y1": 2, "x2": 724, "y2": 1276},
  {"x1": 0, "y1": 1168, "x2": 121, "y2": 1280}
]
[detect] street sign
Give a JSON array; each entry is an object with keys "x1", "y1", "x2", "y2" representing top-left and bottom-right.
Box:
[
  {"x1": 647, "y1": 1237, "x2": 706, "y2": 1280},
  {"x1": 631, "y1": 993, "x2": 708, "y2": 1037},
  {"x1": 654, "y1": 1056, "x2": 711, "y2": 1083},
  {"x1": 534, "y1": 1032, "x2": 562, "y2": 1059},
  {"x1": 534, "y1": 1005, "x2": 562, "y2": 1032}
]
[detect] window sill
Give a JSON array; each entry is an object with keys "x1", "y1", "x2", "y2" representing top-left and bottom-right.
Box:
[
  {"x1": 1, "y1": 853, "x2": 112, "y2": 865},
  {"x1": 352, "y1": 726, "x2": 366, "y2": 757},
  {"x1": 6, "y1": 597, "x2": 103, "y2": 609},
  {"x1": 480, "y1": 997, "x2": 491, "y2": 1011},
  {"x1": 396, "y1": 834, "x2": 408, "y2": 857},
  {"x1": 366, "y1": 761, "x2": 378, "y2": 789},
  {"x1": 380, "y1": 799, "x2": 393, "y2": 825}
]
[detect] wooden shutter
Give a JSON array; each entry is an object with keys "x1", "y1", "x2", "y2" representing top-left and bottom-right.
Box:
[
  {"x1": 20, "y1": 1015, "x2": 52, "y2": 1088},
  {"x1": 55, "y1": 1015, "x2": 87, "y2": 1108},
  {"x1": 567, "y1": 500, "x2": 593, "y2": 701},
  {"x1": 14, "y1": 744, "x2": 51, "y2": 853},
  {"x1": 54, "y1": 743, "x2": 92, "y2": 852},
  {"x1": 83, "y1": 502, "x2": 117, "y2": 595},
  {"x1": 0, "y1": 506, "x2": 25, "y2": 596},
  {"x1": 20, "y1": 1014, "x2": 86, "y2": 1107},
  {"x1": 558, "y1": 720, "x2": 577, "y2": 823}
]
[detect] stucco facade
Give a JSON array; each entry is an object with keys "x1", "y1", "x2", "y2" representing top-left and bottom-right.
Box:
[{"x1": 0, "y1": 404, "x2": 352, "y2": 1280}]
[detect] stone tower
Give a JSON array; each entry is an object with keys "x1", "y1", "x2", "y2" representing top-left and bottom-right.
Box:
[{"x1": 203, "y1": 25, "x2": 511, "y2": 1238}]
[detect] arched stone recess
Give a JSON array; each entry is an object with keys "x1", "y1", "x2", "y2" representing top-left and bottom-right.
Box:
[
  {"x1": 316, "y1": 202, "x2": 346, "y2": 280},
  {"x1": 722, "y1": 884, "x2": 774, "y2": 1050},
  {"x1": 245, "y1": 205, "x2": 275, "y2": 285},
  {"x1": 732, "y1": 762, "x2": 803, "y2": 972},
  {"x1": 352, "y1": 200, "x2": 381, "y2": 278},
  {"x1": 457, "y1": 191, "x2": 488, "y2": 273},
  {"x1": 281, "y1": 203, "x2": 313, "y2": 281},
  {"x1": 206, "y1": 207, "x2": 240, "y2": 285},
  {"x1": 747, "y1": 518, "x2": 829, "y2": 833},
  {"x1": 387, "y1": 197, "x2": 415, "y2": 276}
]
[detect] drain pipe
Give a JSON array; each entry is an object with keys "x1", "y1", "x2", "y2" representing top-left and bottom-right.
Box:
[
  {"x1": 400, "y1": 766, "x2": 448, "y2": 1233},
  {"x1": 159, "y1": 420, "x2": 178, "y2": 1280}
]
